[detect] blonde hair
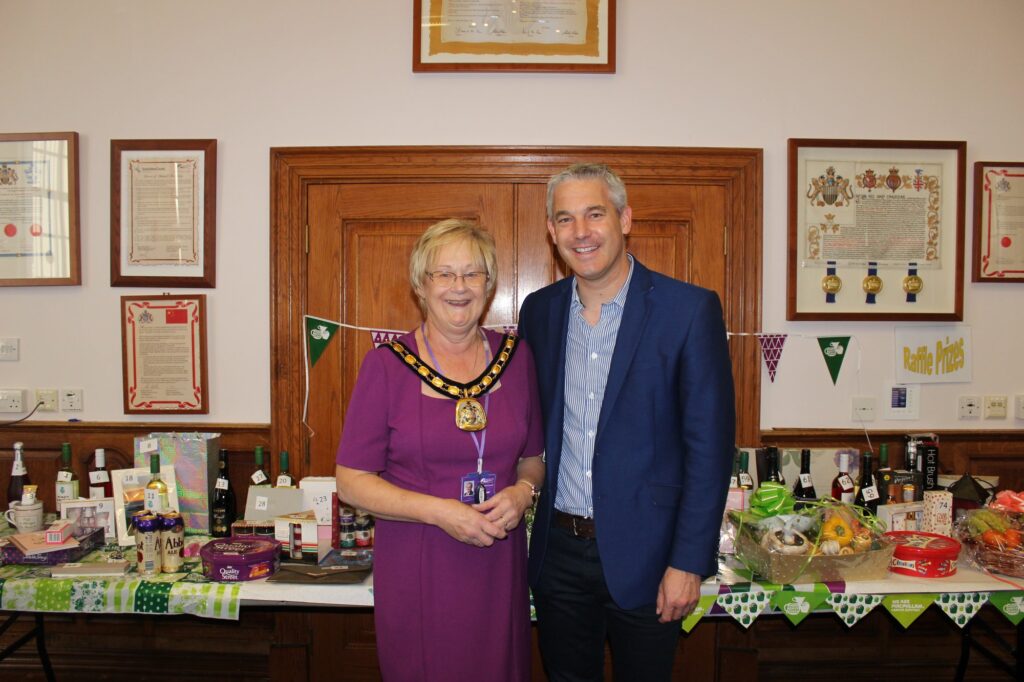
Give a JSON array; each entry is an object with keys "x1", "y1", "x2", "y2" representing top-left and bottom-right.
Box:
[{"x1": 409, "y1": 219, "x2": 498, "y2": 313}]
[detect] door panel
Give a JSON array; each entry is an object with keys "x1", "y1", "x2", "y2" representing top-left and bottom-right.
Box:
[{"x1": 306, "y1": 183, "x2": 514, "y2": 473}]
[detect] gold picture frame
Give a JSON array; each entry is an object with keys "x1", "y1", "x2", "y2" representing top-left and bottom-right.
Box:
[
  {"x1": 414, "y1": 0, "x2": 615, "y2": 73},
  {"x1": 0, "y1": 132, "x2": 80, "y2": 287}
]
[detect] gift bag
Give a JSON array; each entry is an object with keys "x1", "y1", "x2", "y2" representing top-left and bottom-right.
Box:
[{"x1": 135, "y1": 432, "x2": 221, "y2": 535}]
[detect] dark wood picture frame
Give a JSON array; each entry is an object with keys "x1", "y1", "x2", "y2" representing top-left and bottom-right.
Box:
[
  {"x1": 120, "y1": 294, "x2": 209, "y2": 415},
  {"x1": 413, "y1": 0, "x2": 615, "y2": 73},
  {"x1": 787, "y1": 138, "x2": 966, "y2": 321},
  {"x1": 972, "y1": 161, "x2": 1024, "y2": 282},
  {"x1": 110, "y1": 139, "x2": 216, "y2": 288},
  {"x1": 0, "y1": 131, "x2": 81, "y2": 287}
]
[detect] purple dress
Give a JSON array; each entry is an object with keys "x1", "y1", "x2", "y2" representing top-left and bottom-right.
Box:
[{"x1": 336, "y1": 329, "x2": 544, "y2": 682}]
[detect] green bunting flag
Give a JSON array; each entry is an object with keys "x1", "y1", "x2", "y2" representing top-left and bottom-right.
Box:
[
  {"x1": 772, "y1": 585, "x2": 832, "y2": 626},
  {"x1": 681, "y1": 594, "x2": 717, "y2": 633},
  {"x1": 817, "y1": 336, "x2": 850, "y2": 385},
  {"x1": 882, "y1": 594, "x2": 937, "y2": 628},
  {"x1": 988, "y1": 591, "x2": 1024, "y2": 626},
  {"x1": 305, "y1": 315, "x2": 340, "y2": 368}
]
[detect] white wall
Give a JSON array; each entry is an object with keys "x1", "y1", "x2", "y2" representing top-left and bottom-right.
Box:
[{"x1": 1, "y1": 0, "x2": 1022, "y2": 431}]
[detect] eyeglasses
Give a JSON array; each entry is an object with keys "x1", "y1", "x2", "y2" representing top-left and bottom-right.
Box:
[{"x1": 426, "y1": 271, "x2": 489, "y2": 288}]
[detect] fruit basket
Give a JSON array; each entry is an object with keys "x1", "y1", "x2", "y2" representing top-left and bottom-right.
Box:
[{"x1": 957, "y1": 508, "x2": 1024, "y2": 578}]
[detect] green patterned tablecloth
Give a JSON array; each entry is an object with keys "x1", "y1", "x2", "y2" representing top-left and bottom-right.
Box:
[{"x1": 0, "y1": 537, "x2": 240, "y2": 620}]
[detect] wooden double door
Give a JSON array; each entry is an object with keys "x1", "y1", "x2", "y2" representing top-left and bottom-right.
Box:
[{"x1": 270, "y1": 147, "x2": 762, "y2": 478}]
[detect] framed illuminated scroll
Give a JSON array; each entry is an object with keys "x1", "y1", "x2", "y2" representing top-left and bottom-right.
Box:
[
  {"x1": 121, "y1": 294, "x2": 209, "y2": 415},
  {"x1": 414, "y1": 0, "x2": 615, "y2": 73},
  {"x1": 0, "y1": 132, "x2": 80, "y2": 287},
  {"x1": 973, "y1": 161, "x2": 1024, "y2": 282},
  {"x1": 787, "y1": 138, "x2": 966, "y2": 321},
  {"x1": 111, "y1": 139, "x2": 216, "y2": 288}
]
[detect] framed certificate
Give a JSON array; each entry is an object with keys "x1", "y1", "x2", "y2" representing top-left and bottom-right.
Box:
[
  {"x1": 111, "y1": 139, "x2": 216, "y2": 287},
  {"x1": 414, "y1": 0, "x2": 615, "y2": 73},
  {"x1": 973, "y1": 161, "x2": 1024, "y2": 282},
  {"x1": 0, "y1": 132, "x2": 80, "y2": 287},
  {"x1": 787, "y1": 138, "x2": 966, "y2": 321},
  {"x1": 121, "y1": 294, "x2": 209, "y2": 415}
]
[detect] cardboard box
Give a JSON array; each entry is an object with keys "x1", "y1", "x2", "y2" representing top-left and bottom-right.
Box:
[
  {"x1": 877, "y1": 501, "x2": 924, "y2": 533},
  {"x1": 273, "y1": 511, "x2": 319, "y2": 563},
  {"x1": 45, "y1": 520, "x2": 75, "y2": 544},
  {"x1": 299, "y1": 476, "x2": 339, "y2": 549},
  {"x1": 135, "y1": 432, "x2": 221, "y2": 535}
]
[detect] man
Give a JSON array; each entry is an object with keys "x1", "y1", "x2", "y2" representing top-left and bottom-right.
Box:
[{"x1": 518, "y1": 163, "x2": 735, "y2": 680}]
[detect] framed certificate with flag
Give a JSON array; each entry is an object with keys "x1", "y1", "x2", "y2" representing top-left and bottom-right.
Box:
[{"x1": 121, "y1": 294, "x2": 208, "y2": 414}]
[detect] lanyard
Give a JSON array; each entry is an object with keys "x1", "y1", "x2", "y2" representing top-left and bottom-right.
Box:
[{"x1": 421, "y1": 324, "x2": 491, "y2": 472}]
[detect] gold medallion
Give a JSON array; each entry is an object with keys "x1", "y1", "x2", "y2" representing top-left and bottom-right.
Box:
[
  {"x1": 902, "y1": 274, "x2": 924, "y2": 294},
  {"x1": 821, "y1": 274, "x2": 843, "y2": 295},
  {"x1": 456, "y1": 397, "x2": 487, "y2": 431},
  {"x1": 862, "y1": 274, "x2": 883, "y2": 295}
]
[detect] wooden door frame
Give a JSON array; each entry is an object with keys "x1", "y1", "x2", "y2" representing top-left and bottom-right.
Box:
[{"x1": 270, "y1": 146, "x2": 763, "y2": 477}]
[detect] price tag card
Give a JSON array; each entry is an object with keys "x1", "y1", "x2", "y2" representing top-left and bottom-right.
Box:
[
  {"x1": 839, "y1": 474, "x2": 854, "y2": 490},
  {"x1": 90, "y1": 471, "x2": 110, "y2": 484},
  {"x1": 254, "y1": 496, "x2": 269, "y2": 511},
  {"x1": 862, "y1": 485, "x2": 879, "y2": 502},
  {"x1": 251, "y1": 471, "x2": 268, "y2": 485},
  {"x1": 215, "y1": 478, "x2": 229, "y2": 491},
  {"x1": 276, "y1": 475, "x2": 293, "y2": 487},
  {"x1": 800, "y1": 473, "x2": 813, "y2": 488},
  {"x1": 57, "y1": 471, "x2": 73, "y2": 482},
  {"x1": 739, "y1": 473, "x2": 754, "y2": 488},
  {"x1": 139, "y1": 439, "x2": 159, "y2": 454}
]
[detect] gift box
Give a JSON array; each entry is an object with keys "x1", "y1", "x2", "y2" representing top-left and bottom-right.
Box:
[
  {"x1": 299, "y1": 476, "x2": 340, "y2": 549},
  {"x1": 274, "y1": 511, "x2": 319, "y2": 563},
  {"x1": 135, "y1": 432, "x2": 221, "y2": 535},
  {"x1": 921, "y1": 490, "x2": 954, "y2": 536}
]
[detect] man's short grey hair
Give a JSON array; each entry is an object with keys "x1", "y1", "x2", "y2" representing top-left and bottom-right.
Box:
[{"x1": 546, "y1": 163, "x2": 628, "y2": 217}]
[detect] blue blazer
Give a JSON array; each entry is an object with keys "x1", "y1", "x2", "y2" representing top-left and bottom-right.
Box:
[{"x1": 518, "y1": 258, "x2": 735, "y2": 610}]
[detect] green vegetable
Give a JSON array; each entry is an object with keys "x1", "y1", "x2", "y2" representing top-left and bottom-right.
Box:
[{"x1": 975, "y1": 509, "x2": 1008, "y2": 532}]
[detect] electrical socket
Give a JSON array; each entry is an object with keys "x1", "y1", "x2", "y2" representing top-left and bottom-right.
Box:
[
  {"x1": 35, "y1": 388, "x2": 58, "y2": 412},
  {"x1": 0, "y1": 338, "x2": 19, "y2": 361},
  {"x1": 0, "y1": 389, "x2": 26, "y2": 413},
  {"x1": 59, "y1": 388, "x2": 84, "y2": 412},
  {"x1": 958, "y1": 395, "x2": 981, "y2": 419},
  {"x1": 984, "y1": 395, "x2": 1008, "y2": 419},
  {"x1": 851, "y1": 396, "x2": 876, "y2": 422}
]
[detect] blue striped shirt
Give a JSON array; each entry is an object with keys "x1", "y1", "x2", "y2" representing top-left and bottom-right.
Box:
[{"x1": 554, "y1": 256, "x2": 635, "y2": 518}]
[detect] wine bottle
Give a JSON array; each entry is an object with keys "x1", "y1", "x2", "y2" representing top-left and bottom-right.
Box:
[
  {"x1": 792, "y1": 448, "x2": 818, "y2": 507},
  {"x1": 875, "y1": 443, "x2": 893, "y2": 503},
  {"x1": 250, "y1": 445, "x2": 271, "y2": 487},
  {"x1": 831, "y1": 453, "x2": 855, "y2": 504},
  {"x1": 55, "y1": 442, "x2": 79, "y2": 512},
  {"x1": 88, "y1": 448, "x2": 114, "y2": 499},
  {"x1": 211, "y1": 448, "x2": 236, "y2": 537},
  {"x1": 7, "y1": 441, "x2": 30, "y2": 509},
  {"x1": 276, "y1": 451, "x2": 294, "y2": 488},
  {"x1": 764, "y1": 447, "x2": 785, "y2": 485},
  {"x1": 737, "y1": 450, "x2": 754, "y2": 490},
  {"x1": 854, "y1": 451, "x2": 879, "y2": 514},
  {"x1": 144, "y1": 453, "x2": 169, "y2": 514}
]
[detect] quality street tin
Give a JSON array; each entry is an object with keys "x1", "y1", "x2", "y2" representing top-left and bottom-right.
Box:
[{"x1": 883, "y1": 530, "x2": 961, "y2": 578}]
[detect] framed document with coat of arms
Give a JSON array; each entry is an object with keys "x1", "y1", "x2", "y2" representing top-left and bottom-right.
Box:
[
  {"x1": 973, "y1": 161, "x2": 1024, "y2": 282},
  {"x1": 788, "y1": 138, "x2": 966, "y2": 321}
]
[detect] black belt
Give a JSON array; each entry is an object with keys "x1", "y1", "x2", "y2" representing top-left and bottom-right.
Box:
[{"x1": 553, "y1": 510, "x2": 596, "y2": 539}]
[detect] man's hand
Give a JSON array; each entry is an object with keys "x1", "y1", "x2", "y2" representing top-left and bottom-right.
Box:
[{"x1": 656, "y1": 567, "x2": 701, "y2": 623}]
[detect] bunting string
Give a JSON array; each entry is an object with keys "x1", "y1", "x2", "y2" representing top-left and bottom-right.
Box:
[{"x1": 302, "y1": 316, "x2": 869, "y2": 445}]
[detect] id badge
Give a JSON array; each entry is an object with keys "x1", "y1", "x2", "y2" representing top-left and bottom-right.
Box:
[{"x1": 460, "y1": 471, "x2": 498, "y2": 503}]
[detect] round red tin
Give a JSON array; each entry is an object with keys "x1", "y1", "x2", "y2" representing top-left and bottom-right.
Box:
[{"x1": 883, "y1": 531, "x2": 961, "y2": 578}]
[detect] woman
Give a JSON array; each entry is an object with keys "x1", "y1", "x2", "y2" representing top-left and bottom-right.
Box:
[{"x1": 336, "y1": 219, "x2": 544, "y2": 681}]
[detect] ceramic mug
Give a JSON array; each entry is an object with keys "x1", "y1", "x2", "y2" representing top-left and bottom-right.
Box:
[{"x1": 5, "y1": 500, "x2": 44, "y2": 533}]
